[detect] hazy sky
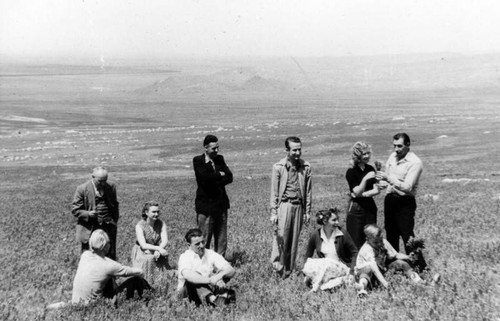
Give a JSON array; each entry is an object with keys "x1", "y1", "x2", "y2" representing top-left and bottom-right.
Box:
[{"x1": 1, "y1": 0, "x2": 500, "y2": 59}]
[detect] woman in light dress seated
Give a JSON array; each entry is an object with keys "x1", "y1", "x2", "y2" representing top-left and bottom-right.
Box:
[
  {"x1": 131, "y1": 201, "x2": 172, "y2": 290},
  {"x1": 303, "y1": 208, "x2": 359, "y2": 291}
]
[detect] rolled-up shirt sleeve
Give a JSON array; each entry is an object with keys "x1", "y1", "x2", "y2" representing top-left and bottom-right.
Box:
[{"x1": 389, "y1": 160, "x2": 422, "y2": 193}]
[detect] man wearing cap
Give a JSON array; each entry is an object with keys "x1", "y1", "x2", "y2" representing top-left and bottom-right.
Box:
[
  {"x1": 376, "y1": 133, "x2": 423, "y2": 254},
  {"x1": 71, "y1": 166, "x2": 120, "y2": 259},
  {"x1": 193, "y1": 135, "x2": 233, "y2": 257},
  {"x1": 270, "y1": 136, "x2": 312, "y2": 278}
]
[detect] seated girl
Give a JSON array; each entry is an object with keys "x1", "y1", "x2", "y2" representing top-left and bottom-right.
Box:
[
  {"x1": 355, "y1": 224, "x2": 423, "y2": 297},
  {"x1": 303, "y1": 208, "x2": 359, "y2": 291},
  {"x1": 131, "y1": 201, "x2": 171, "y2": 290}
]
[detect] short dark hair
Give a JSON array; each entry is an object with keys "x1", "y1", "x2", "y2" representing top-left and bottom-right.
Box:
[
  {"x1": 316, "y1": 208, "x2": 340, "y2": 225},
  {"x1": 141, "y1": 201, "x2": 159, "y2": 220},
  {"x1": 203, "y1": 135, "x2": 218, "y2": 147},
  {"x1": 393, "y1": 133, "x2": 410, "y2": 146},
  {"x1": 285, "y1": 136, "x2": 301, "y2": 150},
  {"x1": 185, "y1": 228, "x2": 203, "y2": 243}
]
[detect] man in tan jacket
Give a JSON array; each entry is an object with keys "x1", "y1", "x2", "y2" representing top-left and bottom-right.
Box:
[{"x1": 270, "y1": 136, "x2": 312, "y2": 278}]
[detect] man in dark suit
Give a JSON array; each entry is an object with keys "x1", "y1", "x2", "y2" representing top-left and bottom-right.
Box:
[
  {"x1": 193, "y1": 135, "x2": 233, "y2": 257},
  {"x1": 71, "y1": 166, "x2": 119, "y2": 260}
]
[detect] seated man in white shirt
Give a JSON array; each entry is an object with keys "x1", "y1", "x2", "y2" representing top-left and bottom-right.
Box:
[{"x1": 177, "y1": 228, "x2": 236, "y2": 306}]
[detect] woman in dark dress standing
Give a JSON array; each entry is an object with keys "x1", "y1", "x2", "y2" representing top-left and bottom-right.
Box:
[{"x1": 345, "y1": 142, "x2": 380, "y2": 249}]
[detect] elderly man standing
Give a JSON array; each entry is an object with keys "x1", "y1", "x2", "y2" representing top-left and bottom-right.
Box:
[
  {"x1": 193, "y1": 134, "x2": 233, "y2": 258},
  {"x1": 376, "y1": 133, "x2": 423, "y2": 254},
  {"x1": 72, "y1": 166, "x2": 119, "y2": 259},
  {"x1": 270, "y1": 136, "x2": 312, "y2": 278}
]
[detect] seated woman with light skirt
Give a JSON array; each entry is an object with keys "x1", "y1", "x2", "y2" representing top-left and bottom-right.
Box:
[
  {"x1": 131, "y1": 201, "x2": 171, "y2": 290},
  {"x1": 303, "y1": 208, "x2": 358, "y2": 291}
]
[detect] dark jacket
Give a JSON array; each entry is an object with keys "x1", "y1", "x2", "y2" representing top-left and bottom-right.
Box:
[
  {"x1": 304, "y1": 227, "x2": 359, "y2": 271},
  {"x1": 193, "y1": 153, "x2": 233, "y2": 215},
  {"x1": 71, "y1": 180, "x2": 119, "y2": 243}
]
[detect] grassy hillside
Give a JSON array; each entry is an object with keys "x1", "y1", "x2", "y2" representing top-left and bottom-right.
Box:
[{"x1": 0, "y1": 55, "x2": 499, "y2": 320}]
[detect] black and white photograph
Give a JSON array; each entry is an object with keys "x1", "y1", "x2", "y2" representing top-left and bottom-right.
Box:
[{"x1": 1, "y1": 1, "x2": 499, "y2": 320}]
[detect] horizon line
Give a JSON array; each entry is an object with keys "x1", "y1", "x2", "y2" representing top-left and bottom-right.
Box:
[{"x1": 1, "y1": 50, "x2": 500, "y2": 64}]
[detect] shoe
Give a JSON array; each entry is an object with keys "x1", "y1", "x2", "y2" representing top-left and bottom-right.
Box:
[
  {"x1": 410, "y1": 272, "x2": 423, "y2": 283},
  {"x1": 357, "y1": 289, "x2": 368, "y2": 298},
  {"x1": 206, "y1": 295, "x2": 217, "y2": 307},
  {"x1": 225, "y1": 289, "x2": 236, "y2": 304},
  {"x1": 304, "y1": 277, "x2": 312, "y2": 288},
  {"x1": 213, "y1": 295, "x2": 229, "y2": 306},
  {"x1": 430, "y1": 273, "x2": 441, "y2": 286}
]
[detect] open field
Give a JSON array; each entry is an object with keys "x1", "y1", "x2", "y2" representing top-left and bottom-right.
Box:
[{"x1": 1, "y1": 54, "x2": 499, "y2": 320}]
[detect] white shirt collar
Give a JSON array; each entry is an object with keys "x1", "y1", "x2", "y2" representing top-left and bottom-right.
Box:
[{"x1": 320, "y1": 227, "x2": 343, "y2": 241}]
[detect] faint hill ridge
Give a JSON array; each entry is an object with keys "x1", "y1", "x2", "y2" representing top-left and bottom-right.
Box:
[
  {"x1": 132, "y1": 52, "x2": 500, "y2": 96},
  {"x1": 136, "y1": 74, "x2": 237, "y2": 94},
  {"x1": 241, "y1": 75, "x2": 306, "y2": 92},
  {"x1": 135, "y1": 70, "x2": 308, "y2": 95}
]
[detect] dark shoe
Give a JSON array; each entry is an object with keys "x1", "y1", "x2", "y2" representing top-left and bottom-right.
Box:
[
  {"x1": 304, "y1": 276, "x2": 312, "y2": 288},
  {"x1": 213, "y1": 295, "x2": 229, "y2": 306},
  {"x1": 273, "y1": 262, "x2": 284, "y2": 278},
  {"x1": 225, "y1": 289, "x2": 236, "y2": 304}
]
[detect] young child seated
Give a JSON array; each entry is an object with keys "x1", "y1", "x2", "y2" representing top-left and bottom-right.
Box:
[
  {"x1": 47, "y1": 229, "x2": 146, "y2": 309},
  {"x1": 354, "y1": 224, "x2": 423, "y2": 297}
]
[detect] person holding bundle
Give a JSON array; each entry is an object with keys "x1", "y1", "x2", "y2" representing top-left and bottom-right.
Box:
[
  {"x1": 345, "y1": 142, "x2": 380, "y2": 249},
  {"x1": 376, "y1": 133, "x2": 423, "y2": 254}
]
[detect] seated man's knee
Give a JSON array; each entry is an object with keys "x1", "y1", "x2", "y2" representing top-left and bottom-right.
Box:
[{"x1": 116, "y1": 276, "x2": 151, "y2": 299}]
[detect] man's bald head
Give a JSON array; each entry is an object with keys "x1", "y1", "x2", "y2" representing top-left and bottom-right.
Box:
[{"x1": 92, "y1": 166, "x2": 108, "y2": 187}]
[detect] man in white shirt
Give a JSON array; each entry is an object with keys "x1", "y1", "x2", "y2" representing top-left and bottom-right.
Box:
[
  {"x1": 177, "y1": 228, "x2": 236, "y2": 306},
  {"x1": 376, "y1": 133, "x2": 423, "y2": 254}
]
